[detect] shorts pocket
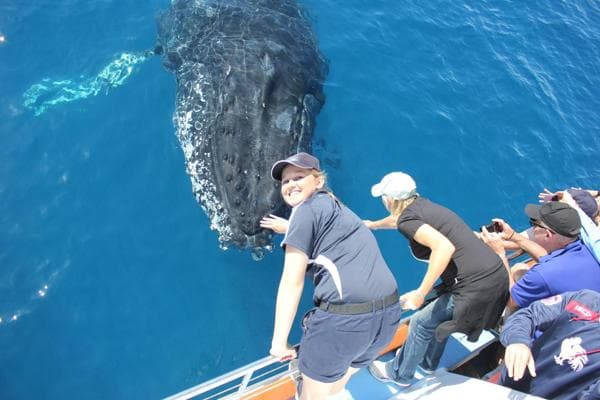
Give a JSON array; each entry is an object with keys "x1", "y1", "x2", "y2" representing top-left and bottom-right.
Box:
[
  {"x1": 301, "y1": 308, "x2": 318, "y2": 335},
  {"x1": 331, "y1": 325, "x2": 373, "y2": 363},
  {"x1": 332, "y1": 314, "x2": 371, "y2": 334}
]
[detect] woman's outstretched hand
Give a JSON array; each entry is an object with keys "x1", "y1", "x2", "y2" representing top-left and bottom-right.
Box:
[{"x1": 260, "y1": 214, "x2": 289, "y2": 234}]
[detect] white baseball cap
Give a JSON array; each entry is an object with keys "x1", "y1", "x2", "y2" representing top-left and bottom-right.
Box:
[{"x1": 371, "y1": 172, "x2": 417, "y2": 200}]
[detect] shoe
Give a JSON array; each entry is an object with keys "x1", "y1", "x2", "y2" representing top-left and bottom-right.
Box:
[
  {"x1": 368, "y1": 360, "x2": 413, "y2": 387},
  {"x1": 395, "y1": 380, "x2": 413, "y2": 388},
  {"x1": 368, "y1": 360, "x2": 396, "y2": 383},
  {"x1": 369, "y1": 360, "x2": 414, "y2": 388},
  {"x1": 417, "y1": 364, "x2": 435, "y2": 375}
]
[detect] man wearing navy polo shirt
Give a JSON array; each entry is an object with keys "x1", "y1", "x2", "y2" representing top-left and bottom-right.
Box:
[{"x1": 497, "y1": 202, "x2": 600, "y2": 309}]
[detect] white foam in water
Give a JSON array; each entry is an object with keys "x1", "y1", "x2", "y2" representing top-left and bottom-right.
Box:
[{"x1": 23, "y1": 52, "x2": 150, "y2": 116}]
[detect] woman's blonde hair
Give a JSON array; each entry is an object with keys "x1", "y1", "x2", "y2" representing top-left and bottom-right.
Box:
[
  {"x1": 387, "y1": 196, "x2": 417, "y2": 217},
  {"x1": 310, "y1": 169, "x2": 342, "y2": 203},
  {"x1": 310, "y1": 169, "x2": 328, "y2": 188}
]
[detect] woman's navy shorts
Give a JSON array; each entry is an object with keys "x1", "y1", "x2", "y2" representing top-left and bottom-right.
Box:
[{"x1": 298, "y1": 301, "x2": 402, "y2": 383}]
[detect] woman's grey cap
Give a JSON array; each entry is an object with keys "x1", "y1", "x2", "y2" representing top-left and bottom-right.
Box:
[{"x1": 270, "y1": 152, "x2": 320, "y2": 181}]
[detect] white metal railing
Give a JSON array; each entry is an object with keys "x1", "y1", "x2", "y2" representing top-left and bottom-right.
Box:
[{"x1": 163, "y1": 354, "x2": 296, "y2": 400}]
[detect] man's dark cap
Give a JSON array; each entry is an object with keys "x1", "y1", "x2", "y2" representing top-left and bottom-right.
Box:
[{"x1": 525, "y1": 202, "x2": 581, "y2": 237}]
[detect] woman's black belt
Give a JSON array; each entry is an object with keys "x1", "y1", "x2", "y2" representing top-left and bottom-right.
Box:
[{"x1": 317, "y1": 290, "x2": 399, "y2": 315}]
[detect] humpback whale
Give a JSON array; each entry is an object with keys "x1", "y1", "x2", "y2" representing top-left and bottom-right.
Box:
[{"x1": 156, "y1": 0, "x2": 328, "y2": 254}]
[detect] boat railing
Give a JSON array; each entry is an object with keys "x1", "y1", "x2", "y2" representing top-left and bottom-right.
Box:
[{"x1": 163, "y1": 352, "x2": 297, "y2": 400}]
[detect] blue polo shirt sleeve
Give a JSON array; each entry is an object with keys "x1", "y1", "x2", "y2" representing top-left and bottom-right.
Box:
[
  {"x1": 510, "y1": 268, "x2": 552, "y2": 308},
  {"x1": 281, "y1": 202, "x2": 316, "y2": 257}
]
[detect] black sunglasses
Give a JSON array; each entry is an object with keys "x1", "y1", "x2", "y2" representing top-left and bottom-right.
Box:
[{"x1": 529, "y1": 218, "x2": 554, "y2": 233}]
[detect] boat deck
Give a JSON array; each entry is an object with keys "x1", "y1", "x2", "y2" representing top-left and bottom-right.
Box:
[{"x1": 345, "y1": 330, "x2": 542, "y2": 399}]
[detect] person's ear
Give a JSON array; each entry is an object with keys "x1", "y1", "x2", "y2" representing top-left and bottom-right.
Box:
[{"x1": 316, "y1": 176, "x2": 325, "y2": 189}]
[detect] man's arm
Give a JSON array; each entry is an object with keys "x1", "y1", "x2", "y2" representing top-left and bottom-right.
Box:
[
  {"x1": 501, "y1": 292, "x2": 573, "y2": 381},
  {"x1": 509, "y1": 233, "x2": 548, "y2": 262},
  {"x1": 508, "y1": 267, "x2": 554, "y2": 310},
  {"x1": 506, "y1": 295, "x2": 520, "y2": 311},
  {"x1": 493, "y1": 219, "x2": 548, "y2": 262}
]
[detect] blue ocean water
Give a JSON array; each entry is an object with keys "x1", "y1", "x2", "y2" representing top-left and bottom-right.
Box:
[{"x1": 1, "y1": 0, "x2": 599, "y2": 398}]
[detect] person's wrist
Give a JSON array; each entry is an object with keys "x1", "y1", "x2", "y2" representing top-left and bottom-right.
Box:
[
  {"x1": 271, "y1": 338, "x2": 287, "y2": 349},
  {"x1": 508, "y1": 341, "x2": 530, "y2": 348}
]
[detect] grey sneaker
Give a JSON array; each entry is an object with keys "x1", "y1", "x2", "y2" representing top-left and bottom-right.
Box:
[
  {"x1": 417, "y1": 364, "x2": 435, "y2": 375},
  {"x1": 369, "y1": 360, "x2": 413, "y2": 387},
  {"x1": 368, "y1": 360, "x2": 396, "y2": 383}
]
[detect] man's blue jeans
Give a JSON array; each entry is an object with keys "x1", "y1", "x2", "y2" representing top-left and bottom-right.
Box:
[{"x1": 393, "y1": 293, "x2": 454, "y2": 383}]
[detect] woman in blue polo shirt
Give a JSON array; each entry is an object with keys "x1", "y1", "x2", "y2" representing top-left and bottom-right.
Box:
[{"x1": 261, "y1": 152, "x2": 401, "y2": 400}]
